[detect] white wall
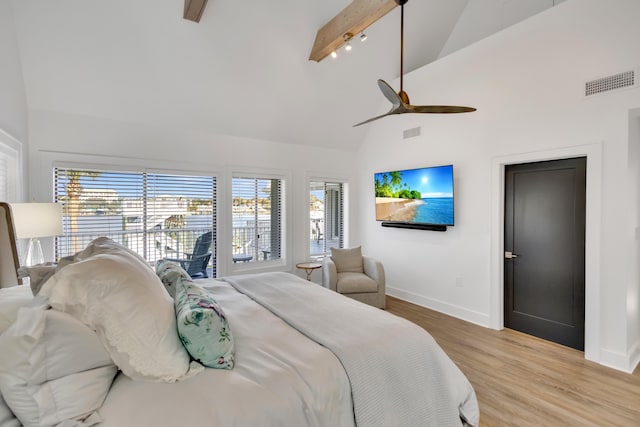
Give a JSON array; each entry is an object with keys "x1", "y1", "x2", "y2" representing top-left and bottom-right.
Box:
[
  {"x1": 0, "y1": 0, "x2": 28, "y2": 200},
  {"x1": 0, "y1": 0, "x2": 27, "y2": 142},
  {"x1": 28, "y1": 109, "x2": 359, "y2": 281},
  {"x1": 357, "y1": 0, "x2": 640, "y2": 372},
  {"x1": 439, "y1": 0, "x2": 566, "y2": 59}
]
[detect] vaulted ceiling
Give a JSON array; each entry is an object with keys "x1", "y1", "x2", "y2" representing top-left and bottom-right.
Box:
[{"x1": 10, "y1": 0, "x2": 562, "y2": 151}]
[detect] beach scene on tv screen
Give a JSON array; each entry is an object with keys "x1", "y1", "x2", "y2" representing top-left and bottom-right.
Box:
[{"x1": 374, "y1": 165, "x2": 454, "y2": 225}]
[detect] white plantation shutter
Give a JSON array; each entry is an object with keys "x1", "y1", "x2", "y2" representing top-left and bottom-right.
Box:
[
  {"x1": 54, "y1": 167, "x2": 217, "y2": 276},
  {"x1": 0, "y1": 138, "x2": 19, "y2": 203},
  {"x1": 232, "y1": 176, "x2": 282, "y2": 263},
  {"x1": 309, "y1": 181, "x2": 344, "y2": 256},
  {"x1": 0, "y1": 155, "x2": 8, "y2": 202}
]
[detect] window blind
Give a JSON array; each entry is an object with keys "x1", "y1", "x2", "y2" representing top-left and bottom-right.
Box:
[
  {"x1": 232, "y1": 176, "x2": 282, "y2": 263},
  {"x1": 54, "y1": 167, "x2": 217, "y2": 276}
]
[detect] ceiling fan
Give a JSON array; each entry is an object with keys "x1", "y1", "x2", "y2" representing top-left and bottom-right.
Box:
[{"x1": 354, "y1": 0, "x2": 476, "y2": 127}]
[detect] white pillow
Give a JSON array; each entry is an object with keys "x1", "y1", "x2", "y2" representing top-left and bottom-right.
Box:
[
  {"x1": 0, "y1": 306, "x2": 117, "y2": 427},
  {"x1": 72, "y1": 236, "x2": 151, "y2": 268},
  {"x1": 0, "y1": 286, "x2": 34, "y2": 427},
  {"x1": 0, "y1": 285, "x2": 33, "y2": 334},
  {"x1": 40, "y1": 239, "x2": 197, "y2": 382},
  {"x1": 0, "y1": 393, "x2": 20, "y2": 427}
]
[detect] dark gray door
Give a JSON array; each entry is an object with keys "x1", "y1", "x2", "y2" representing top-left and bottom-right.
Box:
[{"x1": 504, "y1": 157, "x2": 586, "y2": 350}]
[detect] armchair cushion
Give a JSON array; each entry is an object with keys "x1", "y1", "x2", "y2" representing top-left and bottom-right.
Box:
[
  {"x1": 336, "y1": 272, "x2": 378, "y2": 294},
  {"x1": 330, "y1": 246, "x2": 363, "y2": 273}
]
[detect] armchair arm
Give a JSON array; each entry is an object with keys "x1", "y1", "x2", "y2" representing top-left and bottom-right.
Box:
[
  {"x1": 322, "y1": 257, "x2": 338, "y2": 291},
  {"x1": 363, "y1": 256, "x2": 385, "y2": 291}
]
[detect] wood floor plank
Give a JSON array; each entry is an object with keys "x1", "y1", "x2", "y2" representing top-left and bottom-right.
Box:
[{"x1": 385, "y1": 296, "x2": 640, "y2": 426}]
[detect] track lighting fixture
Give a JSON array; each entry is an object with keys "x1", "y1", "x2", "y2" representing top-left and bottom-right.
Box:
[
  {"x1": 328, "y1": 32, "x2": 365, "y2": 60},
  {"x1": 343, "y1": 32, "x2": 353, "y2": 52}
]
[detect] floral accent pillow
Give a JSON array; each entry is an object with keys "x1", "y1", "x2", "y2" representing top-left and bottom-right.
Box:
[
  {"x1": 156, "y1": 259, "x2": 189, "y2": 299},
  {"x1": 169, "y1": 269, "x2": 235, "y2": 369}
]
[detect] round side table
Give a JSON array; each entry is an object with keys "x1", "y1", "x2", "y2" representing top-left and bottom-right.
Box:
[{"x1": 295, "y1": 262, "x2": 322, "y2": 281}]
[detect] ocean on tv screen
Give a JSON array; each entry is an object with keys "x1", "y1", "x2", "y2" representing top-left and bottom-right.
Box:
[{"x1": 412, "y1": 197, "x2": 453, "y2": 225}]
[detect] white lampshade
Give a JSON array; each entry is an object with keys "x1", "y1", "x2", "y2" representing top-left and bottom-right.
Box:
[
  {"x1": 11, "y1": 203, "x2": 63, "y2": 266},
  {"x1": 11, "y1": 203, "x2": 63, "y2": 239}
]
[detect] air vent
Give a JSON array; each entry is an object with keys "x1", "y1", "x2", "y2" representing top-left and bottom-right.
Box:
[
  {"x1": 585, "y1": 70, "x2": 635, "y2": 96},
  {"x1": 403, "y1": 127, "x2": 421, "y2": 139}
]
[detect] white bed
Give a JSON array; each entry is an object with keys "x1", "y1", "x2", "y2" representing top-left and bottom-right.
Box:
[
  {"x1": 99, "y1": 273, "x2": 479, "y2": 426},
  {"x1": 0, "y1": 217, "x2": 478, "y2": 426}
]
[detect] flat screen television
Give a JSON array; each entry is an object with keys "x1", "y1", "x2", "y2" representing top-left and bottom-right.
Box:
[{"x1": 374, "y1": 164, "x2": 454, "y2": 227}]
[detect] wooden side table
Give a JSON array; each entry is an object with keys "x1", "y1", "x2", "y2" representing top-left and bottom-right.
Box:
[{"x1": 295, "y1": 262, "x2": 322, "y2": 281}]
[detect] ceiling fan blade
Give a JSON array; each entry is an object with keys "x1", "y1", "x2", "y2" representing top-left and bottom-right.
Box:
[
  {"x1": 408, "y1": 105, "x2": 477, "y2": 114},
  {"x1": 353, "y1": 112, "x2": 394, "y2": 127},
  {"x1": 377, "y1": 79, "x2": 403, "y2": 108}
]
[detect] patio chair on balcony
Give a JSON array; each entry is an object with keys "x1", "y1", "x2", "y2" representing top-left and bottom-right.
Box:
[{"x1": 165, "y1": 231, "x2": 212, "y2": 278}]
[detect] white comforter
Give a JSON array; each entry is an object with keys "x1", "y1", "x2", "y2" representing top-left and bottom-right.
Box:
[
  {"x1": 225, "y1": 272, "x2": 479, "y2": 427},
  {"x1": 98, "y1": 278, "x2": 355, "y2": 427}
]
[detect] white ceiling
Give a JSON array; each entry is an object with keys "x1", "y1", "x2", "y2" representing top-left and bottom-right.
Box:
[{"x1": 10, "y1": 0, "x2": 560, "y2": 151}]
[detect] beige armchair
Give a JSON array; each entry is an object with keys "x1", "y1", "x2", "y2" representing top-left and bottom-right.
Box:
[{"x1": 322, "y1": 246, "x2": 386, "y2": 309}]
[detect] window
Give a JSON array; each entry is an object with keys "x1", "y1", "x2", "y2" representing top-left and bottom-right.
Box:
[
  {"x1": 232, "y1": 176, "x2": 282, "y2": 264},
  {"x1": 0, "y1": 137, "x2": 19, "y2": 203},
  {"x1": 309, "y1": 181, "x2": 344, "y2": 256},
  {"x1": 54, "y1": 167, "x2": 217, "y2": 276}
]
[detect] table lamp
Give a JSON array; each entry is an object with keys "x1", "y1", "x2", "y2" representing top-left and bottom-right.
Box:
[{"x1": 11, "y1": 203, "x2": 63, "y2": 266}]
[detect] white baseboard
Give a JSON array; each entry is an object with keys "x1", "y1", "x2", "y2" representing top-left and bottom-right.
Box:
[
  {"x1": 386, "y1": 286, "x2": 490, "y2": 327},
  {"x1": 600, "y1": 346, "x2": 640, "y2": 374},
  {"x1": 628, "y1": 341, "x2": 640, "y2": 374}
]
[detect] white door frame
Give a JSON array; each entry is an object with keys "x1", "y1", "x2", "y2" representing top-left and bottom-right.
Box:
[{"x1": 489, "y1": 143, "x2": 603, "y2": 364}]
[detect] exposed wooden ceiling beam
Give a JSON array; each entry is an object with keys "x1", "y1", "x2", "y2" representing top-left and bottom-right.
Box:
[
  {"x1": 309, "y1": 0, "x2": 398, "y2": 62},
  {"x1": 183, "y1": 0, "x2": 209, "y2": 23}
]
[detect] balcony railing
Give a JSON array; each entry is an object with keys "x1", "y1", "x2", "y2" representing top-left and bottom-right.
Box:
[
  {"x1": 55, "y1": 216, "x2": 334, "y2": 274},
  {"x1": 55, "y1": 224, "x2": 279, "y2": 275},
  {"x1": 56, "y1": 227, "x2": 214, "y2": 265}
]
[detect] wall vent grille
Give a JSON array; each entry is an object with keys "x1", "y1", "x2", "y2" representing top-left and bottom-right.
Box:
[
  {"x1": 585, "y1": 70, "x2": 635, "y2": 96},
  {"x1": 403, "y1": 127, "x2": 421, "y2": 139}
]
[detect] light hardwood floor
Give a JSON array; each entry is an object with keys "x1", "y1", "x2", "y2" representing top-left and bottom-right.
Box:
[{"x1": 386, "y1": 296, "x2": 640, "y2": 426}]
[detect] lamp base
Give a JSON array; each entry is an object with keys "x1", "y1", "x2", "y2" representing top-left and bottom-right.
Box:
[{"x1": 24, "y1": 238, "x2": 45, "y2": 266}]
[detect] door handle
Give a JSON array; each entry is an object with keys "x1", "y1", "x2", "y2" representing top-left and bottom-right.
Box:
[{"x1": 505, "y1": 251, "x2": 519, "y2": 259}]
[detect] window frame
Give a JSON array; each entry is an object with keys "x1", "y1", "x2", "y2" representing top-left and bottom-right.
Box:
[{"x1": 227, "y1": 167, "x2": 290, "y2": 274}]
